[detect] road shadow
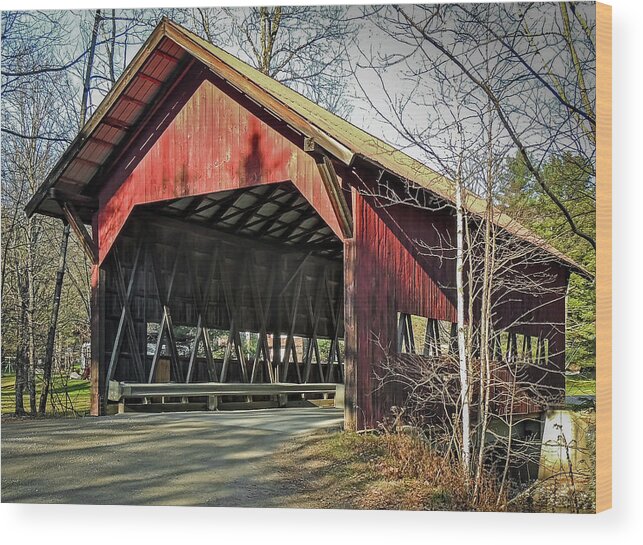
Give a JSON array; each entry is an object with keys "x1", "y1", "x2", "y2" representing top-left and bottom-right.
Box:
[{"x1": 1, "y1": 408, "x2": 343, "y2": 507}]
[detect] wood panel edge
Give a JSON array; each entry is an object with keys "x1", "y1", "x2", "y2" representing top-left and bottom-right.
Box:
[{"x1": 595, "y1": 0, "x2": 612, "y2": 514}]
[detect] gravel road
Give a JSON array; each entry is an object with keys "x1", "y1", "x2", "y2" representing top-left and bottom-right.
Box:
[{"x1": 1, "y1": 408, "x2": 343, "y2": 507}]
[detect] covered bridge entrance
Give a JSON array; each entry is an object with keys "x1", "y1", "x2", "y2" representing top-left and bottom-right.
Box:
[
  {"x1": 102, "y1": 183, "x2": 345, "y2": 409},
  {"x1": 26, "y1": 18, "x2": 588, "y2": 430}
]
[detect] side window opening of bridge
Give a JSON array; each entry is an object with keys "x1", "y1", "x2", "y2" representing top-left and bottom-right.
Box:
[{"x1": 396, "y1": 311, "x2": 551, "y2": 367}]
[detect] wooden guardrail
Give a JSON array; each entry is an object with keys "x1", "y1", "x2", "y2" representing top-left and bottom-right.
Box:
[
  {"x1": 108, "y1": 380, "x2": 341, "y2": 412},
  {"x1": 108, "y1": 381, "x2": 337, "y2": 400}
]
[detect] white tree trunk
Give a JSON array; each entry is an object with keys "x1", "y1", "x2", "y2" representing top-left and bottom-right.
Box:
[{"x1": 456, "y1": 171, "x2": 470, "y2": 472}]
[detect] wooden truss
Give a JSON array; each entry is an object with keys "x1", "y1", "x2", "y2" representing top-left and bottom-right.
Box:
[
  {"x1": 103, "y1": 217, "x2": 345, "y2": 389},
  {"x1": 396, "y1": 313, "x2": 551, "y2": 367}
]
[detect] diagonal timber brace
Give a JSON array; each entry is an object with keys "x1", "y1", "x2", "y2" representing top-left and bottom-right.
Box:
[
  {"x1": 304, "y1": 138, "x2": 353, "y2": 239},
  {"x1": 58, "y1": 200, "x2": 98, "y2": 263}
]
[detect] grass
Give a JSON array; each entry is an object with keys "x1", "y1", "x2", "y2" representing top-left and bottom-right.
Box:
[
  {"x1": 1, "y1": 373, "x2": 91, "y2": 416},
  {"x1": 565, "y1": 375, "x2": 596, "y2": 397},
  {"x1": 279, "y1": 428, "x2": 595, "y2": 513},
  {"x1": 279, "y1": 431, "x2": 503, "y2": 511}
]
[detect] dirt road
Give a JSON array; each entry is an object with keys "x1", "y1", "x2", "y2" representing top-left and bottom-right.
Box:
[{"x1": 1, "y1": 408, "x2": 343, "y2": 507}]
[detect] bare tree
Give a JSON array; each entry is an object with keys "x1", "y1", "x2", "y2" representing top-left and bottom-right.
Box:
[
  {"x1": 358, "y1": 3, "x2": 596, "y2": 249},
  {"x1": 37, "y1": 9, "x2": 102, "y2": 415},
  {"x1": 2, "y1": 10, "x2": 94, "y2": 415},
  {"x1": 221, "y1": 5, "x2": 356, "y2": 117},
  {"x1": 351, "y1": 4, "x2": 593, "y2": 509},
  {"x1": 38, "y1": 225, "x2": 69, "y2": 414}
]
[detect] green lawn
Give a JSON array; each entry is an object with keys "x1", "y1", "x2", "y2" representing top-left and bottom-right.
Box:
[
  {"x1": 1, "y1": 373, "x2": 91, "y2": 416},
  {"x1": 565, "y1": 375, "x2": 596, "y2": 397}
]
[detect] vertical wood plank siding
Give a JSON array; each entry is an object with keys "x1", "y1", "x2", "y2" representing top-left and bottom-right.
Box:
[
  {"x1": 349, "y1": 188, "x2": 457, "y2": 428},
  {"x1": 347, "y1": 183, "x2": 568, "y2": 429},
  {"x1": 96, "y1": 64, "x2": 343, "y2": 263}
]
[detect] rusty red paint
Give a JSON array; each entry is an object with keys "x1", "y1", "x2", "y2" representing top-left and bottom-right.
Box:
[
  {"x1": 345, "y1": 183, "x2": 567, "y2": 429},
  {"x1": 96, "y1": 67, "x2": 343, "y2": 263},
  {"x1": 348, "y1": 189, "x2": 459, "y2": 428}
]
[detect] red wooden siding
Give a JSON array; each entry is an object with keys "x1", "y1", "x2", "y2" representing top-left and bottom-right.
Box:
[
  {"x1": 96, "y1": 64, "x2": 343, "y2": 263},
  {"x1": 85, "y1": 60, "x2": 570, "y2": 428},
  {"x1": 349, "y1": 188, "x2": 458, "y2": 429},
  {"x1": 347, "y1": 185, "x2": 568, "y2": 429}
]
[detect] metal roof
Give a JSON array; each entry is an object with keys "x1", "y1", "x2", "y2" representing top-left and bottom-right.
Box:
[{"x1": 25, "y1": 17, "x2": 591, "y2": 279}]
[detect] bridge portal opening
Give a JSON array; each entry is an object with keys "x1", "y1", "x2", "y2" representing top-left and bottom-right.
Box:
[{"x1": 101, "y1": 181, "x2": 345, "y2": 412}]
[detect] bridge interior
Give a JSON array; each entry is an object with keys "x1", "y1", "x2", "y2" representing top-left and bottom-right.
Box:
[{"x1": 101, "y1": 182, "x2": 345, "y2": 410}]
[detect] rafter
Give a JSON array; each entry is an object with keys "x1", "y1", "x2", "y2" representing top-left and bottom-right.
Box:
[
  {"x1": 255, "y1": 192, "x2": 302, "y2": 237},
  {"x1": 152, "y1": 49, "x2": 181, "y2": 63},
  {"x1": 231, "y1": 185, "x2": 284, "y2": 233},
  {"x1": 242, "y1": 198, "x2": 311, "y2": 232},
  {"x1": 137, "y1": 72, "x2": 164, "y2": 85},
  {"x1": 179, "y1": 194, "x2": 209, "y2": 219},
  {"x1": 281, "y1": 216, "x2": 325, "y2": 245},
  {"x1": 102, "y1": 116, "x2": 131, "y2": 132},
  {"x1": 205, "y1": 188, "x2": 248, "y2": 225},
  {"x1": 121, "y1": 94, "x2": 148, "y2": 108}
]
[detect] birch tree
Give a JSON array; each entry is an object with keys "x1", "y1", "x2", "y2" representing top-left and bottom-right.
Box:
[
  {"x1": 455, "y1": 154, "x2": 470, "y2": 472},
  {"x1": 356, "y1": 4, "x2": 593, "y2": 499}
]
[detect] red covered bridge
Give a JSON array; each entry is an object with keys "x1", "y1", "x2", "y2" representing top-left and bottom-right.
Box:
[{"x1": 26, "y1": 19, "x2": 587, "y2": 430}]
